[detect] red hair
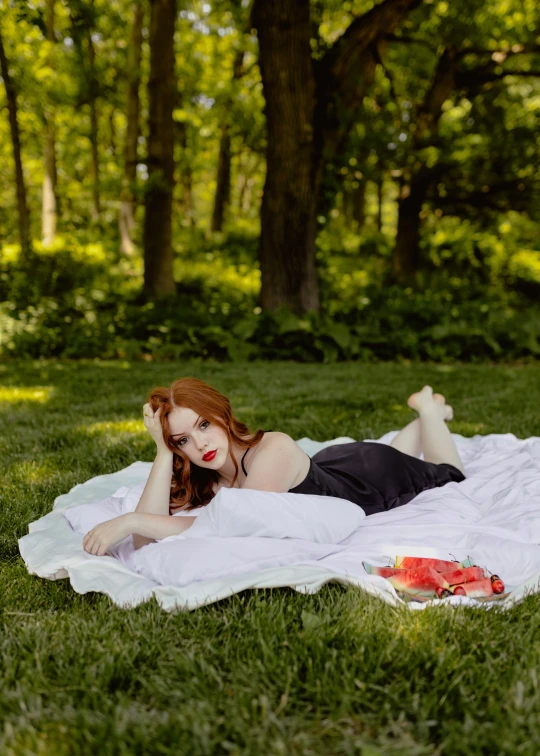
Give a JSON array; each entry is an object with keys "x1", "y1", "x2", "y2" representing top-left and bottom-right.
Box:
[{"x1": 148, "y1": 377, "x2": 265, "y2": 513}]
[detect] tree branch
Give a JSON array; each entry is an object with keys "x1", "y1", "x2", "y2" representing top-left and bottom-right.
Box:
[
  {"x1": 322, "y1": 0, "x2": 424, "y2": 83},
  {"x1": 456, "y1": 67, "x2": 540, "y2": 89},
  {"x1": 383, "y1": 32, "x2": 437, "y2": 53}
]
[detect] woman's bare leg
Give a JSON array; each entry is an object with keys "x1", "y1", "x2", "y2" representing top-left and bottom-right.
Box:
[
  {"x1": 390, "y1": 394, "x2": 452, "y2": 458},
  {"x1": 407, "y1": 386, "x2": 465, "y2": 474}
]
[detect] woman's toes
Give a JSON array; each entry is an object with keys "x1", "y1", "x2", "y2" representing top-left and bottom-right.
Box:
[
  {"x1": 444, "y1": 404, "x2": 454, "y2": 421},
  {"x1": 433, "y1": 393, "x2": 446, "y2": 406},
  {"x1": 407, "y1": 385, "x2": 435, "y2": 412}
]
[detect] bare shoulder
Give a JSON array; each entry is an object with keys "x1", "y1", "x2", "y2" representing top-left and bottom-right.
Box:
[{"x1": 243, "y1": 431, "x2": 310, "y2": 490}]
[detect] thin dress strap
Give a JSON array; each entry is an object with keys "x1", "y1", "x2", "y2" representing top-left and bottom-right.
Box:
[{"x1": 241, "y1": 430, "x2": 273, "y2": 477}]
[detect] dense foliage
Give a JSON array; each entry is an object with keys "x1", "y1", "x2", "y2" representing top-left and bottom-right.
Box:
[{"x1": 1, "y1": 0, "x2": 539, "y2": 361}]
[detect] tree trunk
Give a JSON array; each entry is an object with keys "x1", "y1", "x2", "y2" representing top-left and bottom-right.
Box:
[
  {"x1": 87, "y1": 32, "x2": 101, "y2": 223},
  {"x1": 377, "y1": 177, "x2": 383, "y2": 232},
  {"x1": 392, "y1": 176, "x2": 428, "y2": 280},
  {"x1": 211, "y1": 49, "x2": 244, "y2": 233},
  {"x1": 0, "y1": 27, "x2": 31, "y2": 261},
  {"x1": 392, "y1": 48, "x2": 457, "y2": 282},
  {"x1": 253, "y1": 0, "x2": 422, "y2": 314},
  {"x1": 119, "y1": 0, "x2": 143, "y2": 255},
  {"x1": 143, "y1": 0, "x2": 177, "y2": 297},
  {"x1": 343, "y1": 180, "x2": 366, "y2": 228},
  {"x1": 211, "y1": 122, "x2": 231, "y2": 232},
  {"x1": 252, "y1": 0, "x2": 320, "y2": 315},
  {"x1": 176, "y1": 90, "x2": 194, "y2": 226},
  {"x1": 353, "y1": 180, "x2": 366, "y2": 227},
  {"x1": 42, "y1": 0, "x2": 58, "y2": 246},
  {"x1": 42, "y1": 112, "x2": 58, "y2": 246}
]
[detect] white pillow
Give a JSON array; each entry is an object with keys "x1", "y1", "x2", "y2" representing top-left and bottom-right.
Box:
[
  {"x1": 63, "y1": 482, "x2": 199, "y2": 536},
  {"x1": 63, "y1": 494, "x2": 123, "y2": 534},
  {"x1": 183, "y1": 487, "x2": 365, "y2": 543},
  {"x1": 121, "y1": 533, "x2": 345, "y2": 588}
]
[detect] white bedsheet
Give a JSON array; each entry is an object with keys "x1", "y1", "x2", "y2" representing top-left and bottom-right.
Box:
[{"x1": 18, "y1": 432, "x2": 540, "y2": 612}]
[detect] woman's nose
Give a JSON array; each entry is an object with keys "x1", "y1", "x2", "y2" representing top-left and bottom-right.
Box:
[{"x1": 195, "y1": 435, "x2": 207, "y2": 450}]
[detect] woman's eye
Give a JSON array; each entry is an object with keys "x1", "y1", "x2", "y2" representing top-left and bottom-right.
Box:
[{"x1": 177, "y1": 421, "x2": 209, "y2": 446}]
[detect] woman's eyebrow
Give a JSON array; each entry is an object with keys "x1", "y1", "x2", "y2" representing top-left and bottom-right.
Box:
[{"x1": 170, "y1": 416, "x2": 201, "y2": 438}]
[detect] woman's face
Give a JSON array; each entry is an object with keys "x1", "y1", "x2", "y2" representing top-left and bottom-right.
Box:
[{"x1": 167, "y1": 407, "x2": 228, "y2": 468}]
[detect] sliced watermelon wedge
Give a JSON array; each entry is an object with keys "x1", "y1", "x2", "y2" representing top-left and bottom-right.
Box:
[
  {"x1": 362, "y1": 563, "x2": 407, "y2": 578},
  {"x1": 452, "y1": 578, "x2": 494, "y2": 598},
  {"x1": 440, "y1": 566, "x2": 486, "y2": 585},
  {"x1": 388, "y1": 566, "x2": 449, "y2": 597},
  {"x1": 395, "y1": 556, "x2": 462, "y2": 572}
]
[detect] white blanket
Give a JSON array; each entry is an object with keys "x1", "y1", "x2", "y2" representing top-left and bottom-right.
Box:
[{"x1": 18, "y1": 432, "x2": 540, "y2": 612}]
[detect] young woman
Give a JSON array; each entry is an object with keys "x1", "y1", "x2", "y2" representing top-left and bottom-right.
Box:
[{"x1": 83, "y1": 378, "x2": 465, "y2": 555}]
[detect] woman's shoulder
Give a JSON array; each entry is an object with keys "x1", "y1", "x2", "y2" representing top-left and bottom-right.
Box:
[{"x1": 245, "y1": 431, "x2": 310, "y2": 487}]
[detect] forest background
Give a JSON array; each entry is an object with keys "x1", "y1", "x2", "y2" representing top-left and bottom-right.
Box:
[{"x1": 1, "y1": 0, "x2": 539, "y2": 364}]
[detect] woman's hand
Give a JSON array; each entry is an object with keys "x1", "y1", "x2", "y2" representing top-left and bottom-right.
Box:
[
  {"x1": 83, "y1": 514, "x2": 135, "y2": 556},
  {"x1": 142, "y1": 403, "x2": 169, "y2": 454}
]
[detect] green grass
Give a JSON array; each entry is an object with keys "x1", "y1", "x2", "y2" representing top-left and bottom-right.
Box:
[{"x1": 1, "y1": 359, "x2": 540, "y2": 755}]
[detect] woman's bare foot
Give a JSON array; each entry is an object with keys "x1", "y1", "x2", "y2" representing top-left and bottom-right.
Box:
[
  {"x1": 433, "y1": 393, "x2": 454, "y2": 422},
  {"x1": 408, "y1": 386, "x2": 453, "y2": 421}
]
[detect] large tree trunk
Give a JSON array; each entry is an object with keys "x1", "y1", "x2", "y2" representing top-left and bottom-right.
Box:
[
  {"x1": 392, "y1": 48, "x2": 457, "y2": 282},
  {"x1": 253, "y1": 0, "x2": 422, "y2": 315},
  {"x1": 211, "y1": 49, "x2": 244, "y2": 233},
  {"x1": 252, "y1": 0, "x2": 320, "y2": 314},
  {"x1": 0, "y1": 27, "x2": 31, "y2": 261},
  {"x1": 42, "y1": 0, "x2": 58, "y2": 246},
  {"x1": 119, "y1": 0, "x2": 143, "y2": 255},
  {"x1": 143, "y1": 0, "x2": 177, "y2": 297}
]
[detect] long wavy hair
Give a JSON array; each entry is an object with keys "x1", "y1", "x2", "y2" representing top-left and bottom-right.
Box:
[{"x1": 148, "y1": 377, "x2": 265, "y2": 513}]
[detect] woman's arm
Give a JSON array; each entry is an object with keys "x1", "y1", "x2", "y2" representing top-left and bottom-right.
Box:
[
  {"x1": 131, "y1": 512, "x2": 196, "y2": 547},
  {"x1": 133, "y1": 450, "x2": 175, "y2": 548},
  {"x1": 133, "y1": 404, "x2": 176, "y2": 549}
]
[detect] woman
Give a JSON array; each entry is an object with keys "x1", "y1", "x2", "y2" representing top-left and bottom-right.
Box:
[{"x1": 83, "y1": 378, "x2": 465, "y2": 556}]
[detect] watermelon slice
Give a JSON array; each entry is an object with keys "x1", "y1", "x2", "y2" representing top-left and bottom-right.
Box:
[
  {"x1": 388, "y1": 566, "x2": 449, "y2": 597},
  {"x1": 452, "y1": 578, "x2": 494, "y2": 598},
  {"x1": 440, "y1": 566, "x2": 486, "y2": 585},
  {"x1": 362, "y1": 563, "x2": 407, "y2": 578},
  {"x1": 395, "y1": 556, "x2": 462, "y2": 572}
]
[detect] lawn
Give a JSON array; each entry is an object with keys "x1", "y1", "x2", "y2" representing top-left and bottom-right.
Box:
[{"x1": 1, "y1": 360, "x2": 540, "y2": 755}]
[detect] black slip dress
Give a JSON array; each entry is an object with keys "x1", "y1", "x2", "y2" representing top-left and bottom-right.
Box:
[{"x1": 241, "y1": 430, "x2": 465, "y2": 517}]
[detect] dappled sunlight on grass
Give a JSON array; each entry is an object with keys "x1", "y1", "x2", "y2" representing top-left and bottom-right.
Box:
[
  {"x1": 82, "y1": 419, "x2": 146, "y2": 437},
  {"x1": 0, "y1": 386, "x2": 53, "y2": 404},
  {"x1": 451, "y1": 421, "x2": 486, "y2": 435},
  {"x1": 8, "y1": 460, "x2": 60, "y2": 485},
  {"x1": 433, "y1": 365, "x2": 457, "y2": 373},
  {"x1": 390, "y1": 403, "x2": 410, "y2": 413}
]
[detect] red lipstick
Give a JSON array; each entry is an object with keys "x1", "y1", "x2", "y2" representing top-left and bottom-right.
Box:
[{"x1": 202, "y1": 450, "x2": 217, "y2": 461}]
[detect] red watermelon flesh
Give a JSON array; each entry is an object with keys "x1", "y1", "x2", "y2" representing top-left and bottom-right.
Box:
[
  {"x1": 362, "y1": 563, "x2": 407, "y2": 578},
  {"x1": 388, "y1": 566, "x2": 449, "y2": 597},
  {"x1": 440, "y1": 566, "x2": 486, "y2": 585},
  {"x1": 395, "y1": 556, "x2": 462, "y2": 572},
  {"x1": 451, "y1": 578, "x2": 494, "y2": 598}
]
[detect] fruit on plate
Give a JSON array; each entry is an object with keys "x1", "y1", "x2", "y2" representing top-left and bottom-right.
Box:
[
  {"x1": 395, "y1": 556, "x2": 462, "y2": 572},
  {"x1": 490, "y1": 574, "x2": 505, "y2": 594},
  {"x1": 362, "y1": 563, "x2": 407, "y2": 578},
  {"x1": 452, "y1": 578, "x2": 494, "y2": 598},
  {"x1": 387, "y1": 566, "x2": 449, "y2": 597},
  {"x1": 440, "y1": 566, "x2": 486, "y2": 585}
]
